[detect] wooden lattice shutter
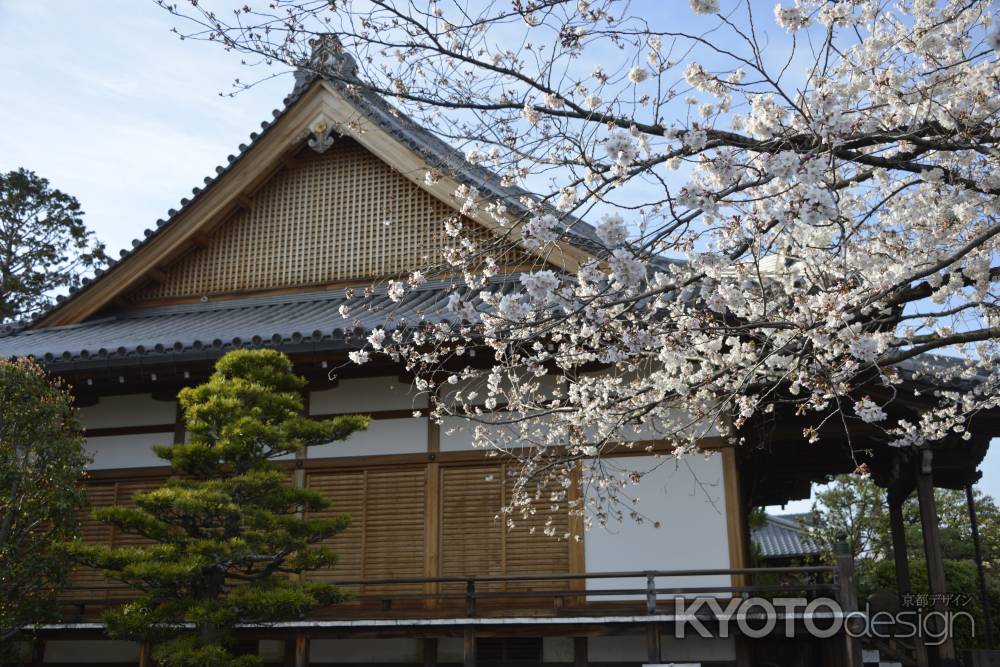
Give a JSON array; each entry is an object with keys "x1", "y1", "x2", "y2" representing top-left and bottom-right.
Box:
[
  {"x1": 503, "y1": 475, "x2": 571, "y2": 591},
  {"x1": 303, "y1": 466, "x2": 426, "y2": 595},
  {"x1": 363, "y1": 467, "x2": 425, "y2": 594},
  {"x1": 112, "y1": 479, "x2": 164, "y2": 549},
  {"x1": 67, "y1": 482, "x2": 119, "y2": 600},
  {"x1": 440, "y1": 465, "x2": 505, "y2": 592},
  {"x1": 438, "y1": 464, "x2": 571, "y2": 592},
  {"x1": 304, "y1": 470, "x2": 365, "y2": 591}
]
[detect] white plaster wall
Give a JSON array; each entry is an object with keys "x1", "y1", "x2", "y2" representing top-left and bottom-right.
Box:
[
  {"x1": 309, "y1": 638, "x2": 420, "y2": 663},
  {"x1": 78, "y1": 394, "x2": 176, "y2": 429},
  {"x1": 309, "y1": 377, "x2": 427, "y2": 414},
  {"x1": 584, "y1": 454, "x2": 731, "y2": 598},
  {"x1": 44, "y1": 640, "x2": 139, "y2": 663},
  {"x1": 85, "y1": 433, "x2": 168, "y2": 470},
  {"x1": 439, "y1": 415, "x2": 478, "y2": 451},
  {"x1": 307, "y1": 418, "x2": 427, "y2": 458}
]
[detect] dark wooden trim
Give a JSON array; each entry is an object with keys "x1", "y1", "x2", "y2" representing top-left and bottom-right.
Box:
[
  {"x1": 916, "y1": 449, "x2": 956, "y2": 663},
  {"x1": 462, "y1": 627, "x2": 475, "y2": 667},
  {"x1": 887, "y1": 489, "x2": 911, "y2": 595},
  {"x1": 309, "y1": 409, "x2": 419, "y2": 421},
  {"x1": 80, "y1": 438, "x2": 728, "y2": 481},
  {"x1": 84, "y1": 466, "x2": 172, "y2": 481},
  {"x1": 722, "y1": 447, "x2": 749, "y2": 587},
  {"x1": 173, "y1": 403, "x2": 185, "y2": 445},
  {"x1": 573, "y1": 636, "x2": 587, "y2": 667},
  {"x1": 84, "y1": 423, "x2": 177, "y2": 438},
  {"x1": 422, "y1": 637, "x2": 437, "y2": 667}
]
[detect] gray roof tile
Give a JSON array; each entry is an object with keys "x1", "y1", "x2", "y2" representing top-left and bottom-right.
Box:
[
  {"x1": 752, "y1": 514, "x2": 822, "y2": 559},
  {"x1": 0, "y1": 279, "x2": 478, "y2": 369}
]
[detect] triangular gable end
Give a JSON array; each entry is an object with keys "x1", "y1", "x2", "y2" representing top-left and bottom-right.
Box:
[
  {"x1": 34, "y1": 70, "x2": 591, "y2": 327},
  {"x1": 128, "y1": 138, "x2": 480, "y2": 304}
]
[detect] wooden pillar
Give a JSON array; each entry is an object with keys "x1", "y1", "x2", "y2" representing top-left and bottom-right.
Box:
[
  {"x1": 138, "y1": 642, "x2": 152, "y2": 667},
  {"x1": 888, "y1": 489, "x2": 913, "y2": 597},
  {"x1": 423, "y1": 638, "x2": 438, "y2": 667},
  {"x1": 916, "y1": 449, "x2": 957, "y2": 665},
  {"x1": 889, "y1": 488, "x2": 930, "y2": 667},
  {"x1": 834, "y1": 537, "x2": 862, "y2": 667},
  {"x1": 646, "y1": 623, "x2": 661, "y2": 664},
  {"x1": 424, "y1": 410, "x2": 441, "y2": 609},
  {"x1": 573, "y1": 636, "x2": 588, "y2": 667},
  {"x1": 966, "y1": 483, "x2": 995, "y2": 648},
  {"x1": 30, "y1": 638, "x2": 46, "y2": 666},
  {"x1": 734, "y1": 636, "x2": 753, "y2": 667},
  {"x1": 294, "y1": 631, "x2": 309, "y2": 667},
  {"x1": 462, "y1": 628, "x2": 476, "y2": 667}
]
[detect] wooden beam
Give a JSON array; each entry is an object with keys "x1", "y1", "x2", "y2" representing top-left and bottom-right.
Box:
[
  {"x1": 422, "y1": 638, "x2": 437, "y2": 667},
  {"x1": 646, "y1": 623, "x2": 661, "y2": 664},
  {"x1": 173, "y1": 403, "x2": 185, "y2": 445},
  {"x1": 280, "y1": 152, "x2": 299, "y2": 171},
  {"x1": 573, "y1": 637, "x2": 588, "y2": 667},
  {"x1": 294, "y1": 631, "x2": 309, "y2": 667},
  {"x1": 834, "y1": 538, "x2": 863, "y2": 667},
  {"x1": 138, "y1": 642, "x2": 152, "y2": 667},
  {"x1": 463, "y1": 628, "x2": 475, "y2": 667},
  {"x1": 190, "y1": 231, "x2": 212, "y2": 249},
  {"x1": 146, "y1": 267, "x2": 168, "y2": 285},
  {"x1": 236, "y1": 194, "x2": 256, "y2": 212},
  {"x1": 722, "y1": 447, "x2": 749, "y2": 587},
  {"x1": 967, "y1": 483, "x2": 995, "y2": 648},
  {"x1": 423, "y1": 461, "x2": 441, "y2": 609},
  {"x1": 916, "y1": 449, "x2": 957, "y2": 664},
  {"x1": 887, "y1": 489, "x2": 912, "y2": 596},
  {"x1": 889, "y1": 489, "x2": 930, "y2": 667}
]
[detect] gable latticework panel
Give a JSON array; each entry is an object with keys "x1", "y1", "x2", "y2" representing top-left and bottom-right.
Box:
[{"x1": 132, "y1": 140, "x2": 478, "y2": 301}]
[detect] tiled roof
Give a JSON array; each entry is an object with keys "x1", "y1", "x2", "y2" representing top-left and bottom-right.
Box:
[
  {"x1": 0, "y1": 279, "x2": 487, "y2": 370},
  {"x1": 752, "y1": 513, "x2": 822, "y2": 559},
  {"x1": 11, "y1": 35, "x2": 604, "y2": 333}
]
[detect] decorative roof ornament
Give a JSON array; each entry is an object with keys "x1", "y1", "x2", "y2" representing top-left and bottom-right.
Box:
[
  {"x1": 308, "y1": 119, "x2": 336, "y2": 154},
  {"x1": 292, "y1": 33, "x2": 359, "y2": 96}
]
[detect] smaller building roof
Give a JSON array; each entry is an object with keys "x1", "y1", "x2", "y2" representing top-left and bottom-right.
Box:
[{"x1": 752, "y1": 513, "x2": 822, "y2": 560}]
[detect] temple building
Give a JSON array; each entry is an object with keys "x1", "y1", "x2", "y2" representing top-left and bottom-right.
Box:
[{"x1": 1, "y1": 36, "x2": 995, "y2": 667}]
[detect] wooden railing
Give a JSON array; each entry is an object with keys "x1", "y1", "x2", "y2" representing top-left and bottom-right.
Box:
[
  {"x1": 56, "y1": 549, "x2": 864, "y2": 667},
  {"x1": 61, "y1": 564, "x2": 842, "y2": 620},
  {"x1": 326, "y1": 566, "x2": 840, "y2": 616}
]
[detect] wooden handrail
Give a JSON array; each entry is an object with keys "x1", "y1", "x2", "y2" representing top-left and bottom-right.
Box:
[{"x1": 62, "y1": 564, "x2": 841, "y2": 619}]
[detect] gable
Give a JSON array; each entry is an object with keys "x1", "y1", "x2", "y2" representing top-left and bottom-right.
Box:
[
  {"x1": 33, "y1": 78, "x2": 591, "y2": 327},
  {"x1": 128, "y1": 139, "x2": 462, "y2": 303}
]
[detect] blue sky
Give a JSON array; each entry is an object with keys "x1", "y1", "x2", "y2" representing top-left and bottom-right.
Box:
[{"x1": 1, "y1": 0, "x2": 997, "y2": 510}]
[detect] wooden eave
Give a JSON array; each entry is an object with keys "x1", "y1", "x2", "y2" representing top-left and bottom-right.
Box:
[{"x1": 35, "y1": 81, "x2": 591, "y2": 329}]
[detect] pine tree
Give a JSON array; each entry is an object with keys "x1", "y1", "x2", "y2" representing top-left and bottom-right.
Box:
[{"x1": 68, "y1": 349, "x2": 369, "y2": 667}]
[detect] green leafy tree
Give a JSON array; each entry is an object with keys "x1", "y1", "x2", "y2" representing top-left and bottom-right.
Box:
[
  {"x1": 807, "y1": 474, "x2": 1000, "y2": 649},
  {"x1": 0, "y1": 168, "x2": 109, "y2": 322},
  {"x1": 0, "y1": 358, "x2": 88, "y2": 644},
  {"x1": 68, "y1": 350, "x2": 369, "y2": 667}
]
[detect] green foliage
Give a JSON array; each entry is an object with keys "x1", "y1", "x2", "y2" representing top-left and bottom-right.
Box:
[
  {"x1": 67, "y1": 350, "x2": 369, "y2": 667},
  {"x1": 807, "y1": 474, "x2": 1000, "y2": 650},
  {"x1": 0, "y1": 358, "x2": 88, "y2": 644},
  {"x1": 0, "y1": 168, "x2": 109, "y2": 322}
]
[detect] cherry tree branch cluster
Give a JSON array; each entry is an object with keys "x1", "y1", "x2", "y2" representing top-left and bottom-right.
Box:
[{"x1": 163, "y1": 0, "x2": 1000, "y2": 532}]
